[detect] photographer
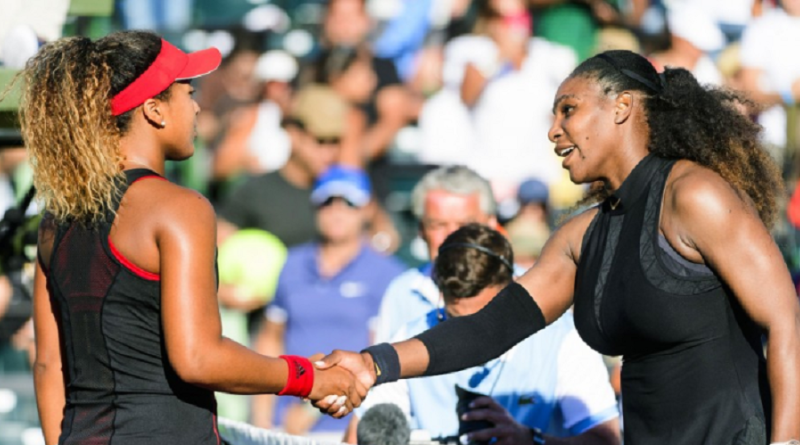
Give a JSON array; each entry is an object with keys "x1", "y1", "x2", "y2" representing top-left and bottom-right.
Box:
[{"x1": 347, "y1": 224, "x2": 619, "y2": 444}]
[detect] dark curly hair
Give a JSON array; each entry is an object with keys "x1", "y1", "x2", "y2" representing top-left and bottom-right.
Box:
[
  {"x1": 433, "y1": 224, "x2": 514, "y2": 299},
  {"x1": 570, "y1": 50, "x2": 782, "y2": 226}
]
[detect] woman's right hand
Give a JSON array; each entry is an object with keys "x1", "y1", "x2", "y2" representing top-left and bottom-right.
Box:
[{"x1": 307, "y1": 356, "x2": 369, "y2": 418}]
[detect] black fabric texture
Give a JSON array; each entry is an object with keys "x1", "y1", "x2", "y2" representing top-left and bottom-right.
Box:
[
  {"x1": 362, "y1": 343, "x2": 401, "y2": 385},
  {"x1": 414, "y1": 282, "x2": 546, "y2": 377},
  {"x1": 572, "y1": 155, "x2": 770, "y2": 445},
  {"x1": 46, "y1": 169, "x2": 219, "y2": 445}
]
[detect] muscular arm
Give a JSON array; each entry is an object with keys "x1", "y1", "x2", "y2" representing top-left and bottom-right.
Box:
[
  {"x1": 376, "y1": 209, "x2": 595, "y2": 379},
  {"x1": 158, "y1": 184, "x2": 362, "y2": 408},
  {"x1": 251, "y1": 318, "x2": 286, "y2": 428},
  {"x1": 32, "y1": 261, "x2": 65, "y2": 445},
  {"x1": 666, "y1": 167, "x2": 800, "y2": 441}
]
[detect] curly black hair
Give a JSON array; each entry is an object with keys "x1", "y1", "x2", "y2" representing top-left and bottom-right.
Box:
[
  {"x1": 569, "y1": 50, "x2": 782, "y2": 226},
  {"x1": 433, "y1": 224, "x2": 514, "y2": 299}
]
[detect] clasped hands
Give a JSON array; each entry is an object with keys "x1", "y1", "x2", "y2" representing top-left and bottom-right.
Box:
[{"x1": 305, "y1": 350, "x2": 376, "y2": 417}]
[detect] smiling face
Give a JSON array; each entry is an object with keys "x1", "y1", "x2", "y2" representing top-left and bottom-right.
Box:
[{"x1": 548, "y1": 75, "x2": 628, "y2": 185}]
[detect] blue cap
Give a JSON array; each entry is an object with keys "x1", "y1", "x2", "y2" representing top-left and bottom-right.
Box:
[
  {"x1": 517, "y1": 178, "x2": 549, "y2": 205},
  {"x1": 311, "y1": 165, "x2": 372, "y2": 208}
]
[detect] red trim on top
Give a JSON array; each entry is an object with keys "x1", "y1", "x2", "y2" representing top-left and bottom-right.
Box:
[
  {"x1": 107, "y1": 237, "x2": 160, "y2": 281},
  {"x1": 130, "y1": 175, "x2": 167, "y2": 185},
  {"x1": 212, "y1": 414, "x2": 220, "y2": 445}
]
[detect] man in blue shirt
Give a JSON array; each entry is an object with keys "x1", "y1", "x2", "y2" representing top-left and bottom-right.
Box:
[
  {"x1": 252, "y1": 166, "x2": 405, "y2": 438},
  {"x1": 373, "y1": 166, "x2": 500, "y2": 345},
  {"x1": 350, "y1": 225, "x2": 620, "y2": 445}
]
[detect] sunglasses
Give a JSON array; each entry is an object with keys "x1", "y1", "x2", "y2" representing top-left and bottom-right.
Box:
[{"x1": 318, "y1": 196, "x2": 359, "y2": 208}]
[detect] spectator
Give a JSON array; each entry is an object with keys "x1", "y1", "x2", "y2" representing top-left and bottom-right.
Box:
[
  {"x1": 649, "y1": 3, "x2": 724, "y2": 86},
  {"x1": 217, "y1": 84, "x2": 346, "y2": 248},
  {"x1": 739, "y1": 0, "x2": 800, "y2": 150},
  {"x1": 427, "y1": 0, "x2": 576, "y2": 189},
  {"x1": 504, "y1": 178, "x2": 551, "y2": 269},
  {"x1": 211, "y1": 50, "x2": 298, "y2": 182},
  {"x1": 302, "y1": 0, "x2": 411, "y2": 172},
  {"x1": 530, "y1": 0, "x2": 624, "y2": 62},
  {"x1": 373, "y1": 166, "x2": 500, "y2": 345},
  {"x1": 251, "y1": 166, "x2": 405, "y2": 437},
  {"x1": 349, "y1": 224, "x2": 620, "y2": 444}
]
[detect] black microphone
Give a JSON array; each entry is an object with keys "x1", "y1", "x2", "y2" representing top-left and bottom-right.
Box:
[{"x1": 357, "y1": 403, "x2": 411, "y2": 445}]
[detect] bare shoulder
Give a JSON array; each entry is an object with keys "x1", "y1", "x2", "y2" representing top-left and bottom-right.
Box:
[
  {"x1": 130, "y1": 179, "x2": 217, "y2": 235},
  {"x1": 665, "y1": 160, "x2": 757, "y2": 223}
]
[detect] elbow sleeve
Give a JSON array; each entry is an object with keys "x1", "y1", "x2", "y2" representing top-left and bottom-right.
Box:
[{"x1": 414, "y1": 282, "x2": 546, "y2": 377}]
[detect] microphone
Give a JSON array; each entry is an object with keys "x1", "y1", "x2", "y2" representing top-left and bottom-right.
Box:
[{"x1": 357, "y1": 403, "x2": 411, "y2": 445}]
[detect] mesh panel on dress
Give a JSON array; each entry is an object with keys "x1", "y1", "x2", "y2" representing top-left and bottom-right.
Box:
[{"x1": 51, "y1": 223, "x2": 120, "y2": 444}]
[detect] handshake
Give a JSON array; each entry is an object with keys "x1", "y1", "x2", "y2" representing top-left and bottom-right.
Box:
[{"x1": 301, "y1": 349, "x2": 378, "y2": 418}]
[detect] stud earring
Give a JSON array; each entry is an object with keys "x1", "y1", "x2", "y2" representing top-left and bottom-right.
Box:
[{"x1": 160, "y1": 121, "x2": 166, "y2": 128}]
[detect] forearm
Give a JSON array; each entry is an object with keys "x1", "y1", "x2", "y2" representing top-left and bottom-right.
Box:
[
  {"x1": 363, "y1": 117, "x2": 407, "y2": 160},
  {"x1": 33, "y1": 361, "x2": 65, "y2": 445},
  {"x1": 767, "y1": 316, "x2": 800, "y2": 441},
  {"x1": 461, "y1": 63, "x2": 489, "y2": 107},
  {"x1": 411, "y1": 282, "x2": 546, "y2": 377},
  {"x1": 177, "y1": 337, "x2": 289, "y2": 394}
]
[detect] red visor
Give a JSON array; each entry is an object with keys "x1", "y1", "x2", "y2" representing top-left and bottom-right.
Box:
[{"x1": 110, "y1": 39, "x2": 222, "y2": 116}]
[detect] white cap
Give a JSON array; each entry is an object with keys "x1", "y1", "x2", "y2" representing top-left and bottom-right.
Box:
[
  {"x1": 667, "y1": 5, "x2": 726, "y2": 52},
  {"x1": 255, "y1": 50, "x2": 298, "y2": 82}
]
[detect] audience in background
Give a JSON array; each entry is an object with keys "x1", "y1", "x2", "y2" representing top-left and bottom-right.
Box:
[{"x1": 252, "y1": 166, "x2": 404, "y2": 438}]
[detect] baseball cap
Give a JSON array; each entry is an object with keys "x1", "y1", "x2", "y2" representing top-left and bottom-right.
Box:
[
  {"x1": 311, "y1": 165, "x2": 372, "y2": 208},
  {"x1": 286, "y1": 84, "x2": 348, "y2": 139},
  {"x1": 111, "y1": 38, "x2": 222, "y2": 116},
  {"x1": 517, "y1": 178, "x2": 549, "y2": 206},
  {"x1": 255, "y1": 50, "x2": 298, "y2": 82}
]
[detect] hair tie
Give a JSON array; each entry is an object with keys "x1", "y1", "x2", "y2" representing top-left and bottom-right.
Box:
[
  {"x1": 437, "y1": 242, "x2": 513, "y2": 272},
  {"x1": 596, "y1": 53, "x2": 663, "y2": 94}
]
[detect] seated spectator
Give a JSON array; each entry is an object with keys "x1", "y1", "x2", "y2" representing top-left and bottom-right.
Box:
[
  {"x1": 348, "y1": 224, "x2": 620, "y2": 444},
  {"x1": 217, "y1": 85, "x2": 346, "y2": 249},
  {"x1": 739, "y1": 0, "x2": 800, "y2": 150},
  {"x1": 421, "y1": 0, "x2": 576, "y2": 189},
  {"x1": 251, "y1": 166, "x2": 405, "y2": 437},
  {"x1": 301, "y1": 0, "x2": 411, "y2": 171},
  {"x1": 372, "y1": 166, "x2": 500, "y2": 345},
  {"x1": 211, "y1": 50, "x2": 298, "y2": 182},
  {"x1": 504, "y1": 178, "x2": 552, "y2": 269}
]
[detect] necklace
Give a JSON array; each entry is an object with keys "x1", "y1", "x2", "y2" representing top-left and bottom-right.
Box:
[{"x1": 609, "y1": 197, "x2": 622, "y2": 210}]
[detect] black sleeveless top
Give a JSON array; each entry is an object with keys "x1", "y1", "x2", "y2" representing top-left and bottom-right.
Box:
[
  {"x1": 42, "y1": 169, "x2": 219, "y2": 445},
  {"x1": 573, "y1": 155, "x2": 770, "y2": 445}
]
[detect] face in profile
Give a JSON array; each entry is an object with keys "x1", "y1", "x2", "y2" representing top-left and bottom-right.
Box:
[
  {"x1": 159, "y1": 81, "x2": 200, "y2": 160},
  {"x1": 548, "y1": 75, "x2": 617, "y2": 185}
]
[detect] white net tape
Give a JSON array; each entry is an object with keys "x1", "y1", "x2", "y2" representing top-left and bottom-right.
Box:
[{"x1": 217, "y1": 418, "x2": 345, "y2": 445}]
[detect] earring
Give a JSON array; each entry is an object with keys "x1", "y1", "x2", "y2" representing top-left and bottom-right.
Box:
[{"x1": 160, "y1": 121, "x2": 167, "y2": 128}]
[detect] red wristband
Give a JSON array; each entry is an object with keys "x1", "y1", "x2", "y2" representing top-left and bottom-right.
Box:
[{"x1": 278, "y1": 355, "x2": 314, "y2": 398}]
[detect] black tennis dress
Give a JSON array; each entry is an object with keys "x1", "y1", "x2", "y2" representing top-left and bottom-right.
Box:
[
  {"x1": 573, "y1": 155, "x2": 770, "y2": 444},
  {"x1": 41, "y1": 169, "x2": 219, "y2": 445}
]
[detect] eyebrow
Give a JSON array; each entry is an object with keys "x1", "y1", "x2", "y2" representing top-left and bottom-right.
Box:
[{"x1": 552, "y1": 94, "x2": 578, "y2": 115}]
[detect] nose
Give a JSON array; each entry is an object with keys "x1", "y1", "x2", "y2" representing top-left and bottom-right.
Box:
[{"x1": 547, "y1": 117, "x2": 562, "y2": 143}]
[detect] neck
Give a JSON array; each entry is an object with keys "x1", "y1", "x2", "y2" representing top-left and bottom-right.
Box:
[
  {"x1": 317, "y1": 237, "x2": 363, "y2": 277},
  {"x1": 280, "y1": 158, "x2": 315, "y2": 188},
  {"x1": 118, "y1": 128, "x2": 166, "y2": 176},
  {"x1": 445, "y1": 283, "x2": 506, "y2": 318},
  {"x1": 602, "y1": 124, "x2": 651, "y2": 192}
]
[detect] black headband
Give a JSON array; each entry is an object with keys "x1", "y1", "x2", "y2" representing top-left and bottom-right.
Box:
[
  {"x1": 437, "y1": 242, "x2": 514, "y2": 272},
  {"x1": 595, "y1": 53, "x2": 665, "y2": 94}
]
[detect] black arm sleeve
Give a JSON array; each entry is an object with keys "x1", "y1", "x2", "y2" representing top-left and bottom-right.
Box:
[{"x1": 414, "y1": 282, "x2": 546, "y2": 377}]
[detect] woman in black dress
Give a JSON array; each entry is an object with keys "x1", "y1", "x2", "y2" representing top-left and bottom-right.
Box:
[{"x1": 317, "y1": 50, "x2": 800, "y2": 444}]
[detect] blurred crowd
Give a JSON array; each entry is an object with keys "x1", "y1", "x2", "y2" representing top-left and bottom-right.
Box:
[{"x1": 2, "y1": 0, "x2": 800, "y2": 443}]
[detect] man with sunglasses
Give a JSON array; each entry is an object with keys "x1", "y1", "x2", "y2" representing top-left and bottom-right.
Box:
[{"x1": 252, "y1": 165, "x2": 405, "y2": 437}]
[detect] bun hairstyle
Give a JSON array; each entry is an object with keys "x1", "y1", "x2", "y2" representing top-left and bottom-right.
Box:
[
  {"x1": 19, "y1": 31, "x2": 170, "y2": 224},
  {"x1": 433, "y1": 223, "x2": 514, "y2": 299},
  {"x1": 570, "y1": 50, "x2": 781, "y2": 227}
]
